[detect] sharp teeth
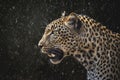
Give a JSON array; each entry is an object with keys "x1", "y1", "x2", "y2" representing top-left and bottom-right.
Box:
[
  {"x1": 51, "y1": 54, "x2": 55, "y2": 57},
  {"x1": 48, "y1": 53, "x2": 55, "y2": 57},
  {"x1": 48, "y1": 54, "x2": 52, "y2": 57}
]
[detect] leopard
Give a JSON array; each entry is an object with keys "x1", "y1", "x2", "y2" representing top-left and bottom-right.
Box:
[{"x1": 38, "y1": 12, "x2": 120, "y2": 80}]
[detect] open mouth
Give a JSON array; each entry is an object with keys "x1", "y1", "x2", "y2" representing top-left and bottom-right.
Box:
[{"x1": 47, "y1": 48, "x2": 64, "y2": 64}]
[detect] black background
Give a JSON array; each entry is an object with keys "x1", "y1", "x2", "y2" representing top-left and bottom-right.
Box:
[{"x1": 0, "y1": 0, "x2": 120, "y2": 80}]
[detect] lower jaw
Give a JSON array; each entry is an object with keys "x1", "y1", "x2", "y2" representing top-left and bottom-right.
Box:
[{"x1": 49, "y1": 59, "x2": 62, "y2": 64}]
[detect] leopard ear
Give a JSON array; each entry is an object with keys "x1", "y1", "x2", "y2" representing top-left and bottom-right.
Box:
[
  {"x1": 64, "y1": 12, "x2": 81, "y2": 32},
  {"x1": 61, "y1": 11, "x2": 66, "y2": 17}
]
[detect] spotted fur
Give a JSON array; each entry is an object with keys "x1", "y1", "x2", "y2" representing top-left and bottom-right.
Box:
[{"x1": 38, "y1": 12, "x2": 120, "y2": 80}]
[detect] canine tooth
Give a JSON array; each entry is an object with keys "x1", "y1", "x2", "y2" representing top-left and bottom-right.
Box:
[
  {"x1": 51, "y1": 54, "x2": 55, "y2": 57},
  {"x1": 48, "y1": 54, "x2": 52, "y2": 57}
]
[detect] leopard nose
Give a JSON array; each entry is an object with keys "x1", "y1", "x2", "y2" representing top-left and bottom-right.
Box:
[{"x1": 38, "y1": 41, "x2": 43, "y2": 48}]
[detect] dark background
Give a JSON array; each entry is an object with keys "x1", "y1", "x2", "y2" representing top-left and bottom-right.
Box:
[{"x1": 0, "y1": 0, "x2": 120, "y2": 80}]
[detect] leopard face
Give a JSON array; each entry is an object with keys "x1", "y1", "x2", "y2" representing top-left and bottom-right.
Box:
[{"x1": 38, "y1": 13, "x2": 81, "y2": 64}]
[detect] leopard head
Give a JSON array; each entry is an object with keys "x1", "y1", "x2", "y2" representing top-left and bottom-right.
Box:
[{"x1": 38, "y1": 13, "x2": 82, "y2": 64}]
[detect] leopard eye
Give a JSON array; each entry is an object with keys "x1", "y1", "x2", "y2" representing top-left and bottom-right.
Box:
[{"x1": 47, "y1": 29, "x2": 51, "y2": 32}]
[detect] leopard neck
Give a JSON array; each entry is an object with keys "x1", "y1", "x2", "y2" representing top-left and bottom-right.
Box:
[{"x1": 71, "y1": 20, "x2": 103, "y2": 70}]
